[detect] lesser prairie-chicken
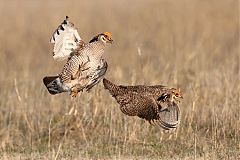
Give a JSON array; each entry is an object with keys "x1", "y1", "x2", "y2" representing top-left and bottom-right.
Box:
[
  {"x1": 103, "y1": 78, "x2": 183, "y2": 132},
  {"x1": 43, "y1": 16, "x2": 113, "y2": 97}
]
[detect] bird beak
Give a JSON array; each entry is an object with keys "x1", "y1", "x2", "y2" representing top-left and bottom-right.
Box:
[{"x1": 108, "y1": 39, "x2": 113, "y2": 44}]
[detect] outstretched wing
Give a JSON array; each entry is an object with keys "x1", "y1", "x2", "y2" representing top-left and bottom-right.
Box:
[
  {"x1": 50, "y1": 16, "x2": 84, "y2": 61},
  {"x1": 157, "y1": 102, "x2": 181, "y2": 132}
]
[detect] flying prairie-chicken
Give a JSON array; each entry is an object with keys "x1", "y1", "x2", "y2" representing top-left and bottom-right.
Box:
[
  {"x1": 103, "y1": 78, "x2": 183, "y2": 132},
  {"x1": 43, "y1": 16, "x2": 113, "y2": 97}
]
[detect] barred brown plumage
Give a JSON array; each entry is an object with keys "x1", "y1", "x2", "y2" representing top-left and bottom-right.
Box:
[
  {"x1": 43, "y1": 16, "x2": 113, "y2": 97},
  {"x1": 103, "y1": 78, "x2": 183, "y2": 132},
  {"x1": 59, "y1": 39, "x2": 106, "y2": 86}
]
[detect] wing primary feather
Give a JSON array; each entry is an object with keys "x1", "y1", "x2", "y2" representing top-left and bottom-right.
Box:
[{"x1": 50, "y1": 16, "x2": 83, "y2": 61}]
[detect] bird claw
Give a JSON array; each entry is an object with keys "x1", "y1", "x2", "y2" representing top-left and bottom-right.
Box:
[
  {"x1": 70, "y1": 84, "x2": 85, "y2": 97},
  {"x1": 70, "y1": 91, "x2": 78, "y2": 97},
  {"x1": 70, "y1": 88, "x2": 78, "y2": 97}
]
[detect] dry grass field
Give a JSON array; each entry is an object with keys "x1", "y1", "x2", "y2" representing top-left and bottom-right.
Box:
[{"x1": 0, "y1": 0, "x2": 239, "y2": 159}]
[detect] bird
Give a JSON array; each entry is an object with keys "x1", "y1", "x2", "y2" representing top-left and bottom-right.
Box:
[
  {"x1": 102, "y1": 78, "x2": 183, "y2": 132},
  {"x1": 43, "y1": 16, "x2": 113, "y2": 97}
]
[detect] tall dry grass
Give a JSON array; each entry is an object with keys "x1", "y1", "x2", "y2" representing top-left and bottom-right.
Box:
[{"x1": 0, "y1": 0, "x2": 239, "y2": 159}]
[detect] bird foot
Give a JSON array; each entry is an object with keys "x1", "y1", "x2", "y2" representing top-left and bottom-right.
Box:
[
  {"x1": 70, "y1": 88, "x2": 78, "y2": 97},
  {"x1": 70, "y1": 85, "x2": 85, "y2": 97}
]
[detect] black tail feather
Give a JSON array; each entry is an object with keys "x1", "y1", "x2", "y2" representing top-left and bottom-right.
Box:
[
  {"x1": 43, "y1": 76, "x2": 61, "y2": 95},
  {"x1": 102, "y1": 78, "x2": 114, "y2": 91}
]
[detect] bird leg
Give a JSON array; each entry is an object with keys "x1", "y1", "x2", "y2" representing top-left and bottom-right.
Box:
[
  {"x1": 148, "y1": 120, "x2": 154, "y2": 125},
  {"x1": 69, "y1": 57, "x2": 92, "y2": 96},
  {"x1": 70, "y1": 87, "x2": 79, "y2": 97},
  {"x1": 148, "y1": 119, "x2": 158, "y2": 125},
  {"x1": 70, "y1": 83, "x2": 86, "y2": 97},
  {"x1": 148, "y1": 120, "x2": 152, "y2": 125}
]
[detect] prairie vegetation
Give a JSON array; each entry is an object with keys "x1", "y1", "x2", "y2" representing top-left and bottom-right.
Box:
[{"x1": 0, "y1": 0, "x2": 239, "y2": 159}]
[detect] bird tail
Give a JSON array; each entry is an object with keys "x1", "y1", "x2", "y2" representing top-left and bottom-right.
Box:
[
  {"x1": 102, "y1": 78, "x2": 121, "y2": 96},
  {"x1": 43, "y1": 76, "x2": 64, "y2": 95}
]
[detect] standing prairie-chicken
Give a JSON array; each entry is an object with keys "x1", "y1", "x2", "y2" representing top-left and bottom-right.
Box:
[
  {"x1": 103, "y1": 78, "x2": 183, "y2": 132},
  {"x1": 43, "y1": 16, "x2": 113, "y2": 97}
]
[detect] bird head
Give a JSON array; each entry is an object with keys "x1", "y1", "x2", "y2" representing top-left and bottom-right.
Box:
[
  {"x1": 99, "y1": 32, "x2": 113, "y2": 44},
  {"x1": 171, "y1": 88, "x2": 183, "y2": 102},
  {"x1": 89, "y1": 32, "x2": 113, "y2": 44}
]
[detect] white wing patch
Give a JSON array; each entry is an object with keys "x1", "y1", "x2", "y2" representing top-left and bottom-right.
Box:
[{"x1": 50, "y1": 16, "x2": 82, "y2": 61}]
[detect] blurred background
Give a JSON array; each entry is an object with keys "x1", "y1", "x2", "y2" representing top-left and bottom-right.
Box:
[{"x1": 0, "y1": 0, "x2": 239, "y2": 159}]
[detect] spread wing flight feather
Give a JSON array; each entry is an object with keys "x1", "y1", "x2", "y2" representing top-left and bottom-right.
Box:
[{"x1": 50, "y1": 16, "x2": 82, "y2": 61}]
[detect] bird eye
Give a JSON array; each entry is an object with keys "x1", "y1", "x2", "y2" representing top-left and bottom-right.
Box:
[{"x1": 102, "y1": 36, "x2": 106, "y2": 41}]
